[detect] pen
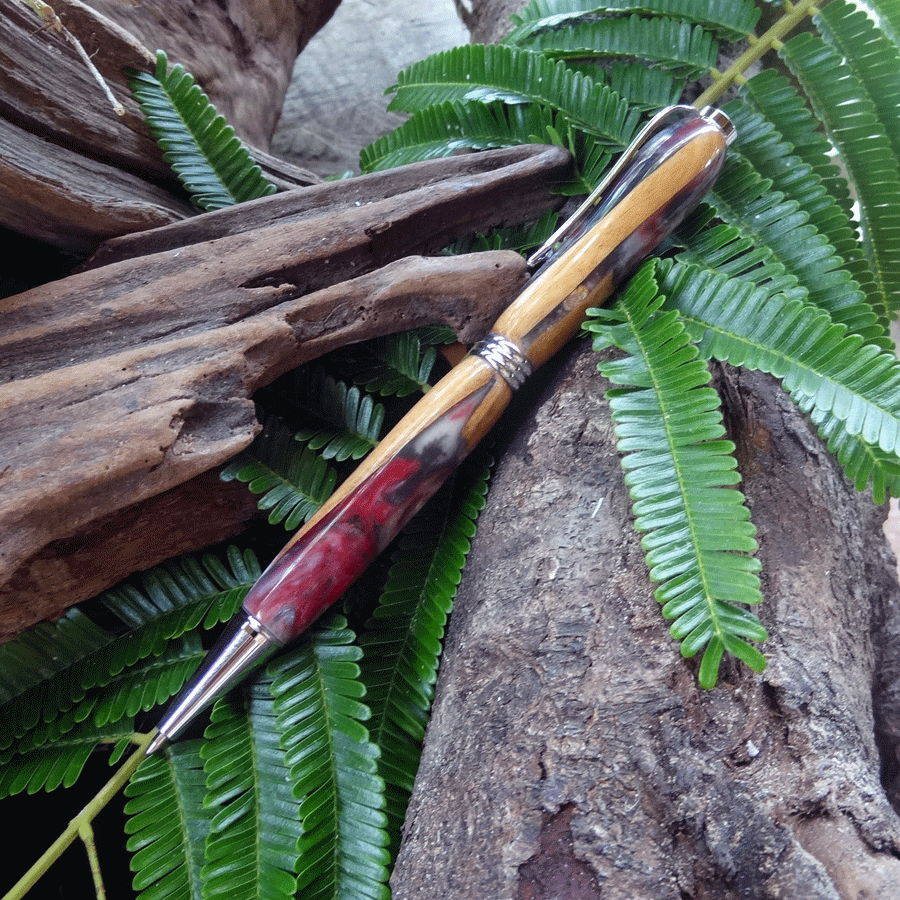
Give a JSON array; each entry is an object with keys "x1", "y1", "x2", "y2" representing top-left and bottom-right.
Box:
[{"x1": 146, "y1": 103, "x2": 735, "y2": 754}]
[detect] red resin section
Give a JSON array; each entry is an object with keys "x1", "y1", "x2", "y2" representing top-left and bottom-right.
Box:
[{"x1": 242, "y1": 382, "x2": 492, "y2": 644}]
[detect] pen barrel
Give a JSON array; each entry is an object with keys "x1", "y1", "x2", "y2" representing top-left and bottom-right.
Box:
[{"x1": 495, "y1": 107, "x2": 730, "y2": 369}]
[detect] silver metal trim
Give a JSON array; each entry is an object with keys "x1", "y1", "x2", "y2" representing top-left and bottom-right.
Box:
[
  {"x1": 526, "y1": 105, "x2": 697, "y2": 270},
  {"x1": 472, "y1": 334, "x2": 532, "y2": 390},
  {"x1": 146, "y1": 610, "x2": 280, "y2": 754},
  {"x1": 699, "y1": 106, "x2": 736, "y2": 145}
]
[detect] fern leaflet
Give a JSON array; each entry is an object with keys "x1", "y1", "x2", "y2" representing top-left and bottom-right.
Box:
[
  {"x1": 127, "y1": 50, "x2": 276, "y2": 210},
  {"x1": 505, "y1": 0, "x2": 760, "y2": 44},
  {"x1": 220, "y1": 417, "x2": 337, "y2": 530},
  {"x1": 124, "y1": 741, "x2": 211, "y2": 900},
  {"x1": 200, "y1": 679, "x2": 302, "y2": 900},
  {"x1": 586, "y1": 263, "x2": 765, "y2": 688},
  {"x1": 269, "y1": 616, "x2": 390, "y2": 900}
]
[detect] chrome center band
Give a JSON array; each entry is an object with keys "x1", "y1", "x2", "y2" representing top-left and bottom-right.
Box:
[{"x1": 472, "y1": 334, "x2": 533, "y2": 390}]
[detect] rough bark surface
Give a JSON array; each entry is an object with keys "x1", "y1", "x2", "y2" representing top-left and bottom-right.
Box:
[
  {"x1": 0, "y1": 144, "x2": 572, "y2": 639},
  {"x1": 391, "y1": 343, "x2": 900, "y2": 899},
  {"x1": 0, "y1": 0, "x2": 327, "y2": 249}
]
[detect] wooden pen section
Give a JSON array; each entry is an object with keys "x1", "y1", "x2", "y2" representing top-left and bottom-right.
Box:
[{"x1": 495, "y1": 114, "x2": 729, "y2": 370}]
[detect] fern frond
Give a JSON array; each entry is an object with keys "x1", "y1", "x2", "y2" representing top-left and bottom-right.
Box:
[
  {"x1": 779, "y1": 32, "x2": 900, "y2": 313},
  {"x1": 606, "y1": 61, "x2": 684, "y2": 110},
  {"x1": 358, "y1": 457, "x2": 491, "y2": 852},
  {"x1": 722, "y1": 90, "x2": 889, "y2": 341},
  {"x1": 220, "y1": 417, "x2": 337, "y2": 530},
  {"x1": 127, "y1": 50, "x2": 276, "y2": 210},
  {"x1": 291, "y1": 370, "x2": 385, "y2": 462},
  {"x1": 699, "y1": 156, "x2": 885, "y2": 346},
  {"x1": 445, "y1": 208, "x2": 560, "y2": 257},
  {"x1": 200, "y1": 679, "x2": 301, "y2": 900},
  {"x1": 507, "y1": 15, "x2": 718, "y2": 77},
  {"x1": 815, "y1": 0, "x2": 900, "y2": 166},
  {"x1": 124, "y1": 741, "x2": 211, "y2": 900},
  {"x1": 0, "y1": 550, "x2": 254, "y2": 751},
  {"x1": 361, "y1": 99, "x2": 570, "y2": 173},
  {"x1": 505, "y1": 0, "x2": 759, "y2": 44},
  {"x1": 674, "y1": 213, "x2": 805, "y2": 302},
  {"x1": 657, "y1": 260, "x2": 900, "y2": 468},
  {"x1": 269, "y1": 616, "x2": 390, "y2": 900},
  {"x1": 0, "y1": 609, "x2": 111, "y2": 728},
  {"x1": 387, "y1": 43, "x2": 640, "y2": 148},
  {"x1": 101, "y1": 547, "x2": 256, "y2": 643},
  {"x1": 864, "y1": 0, "x2": 900, "y2": 49},
  {"x1": 0, "y1": 718, "x2": 133, "y2": 798},
  {"x1": 805, "y1": 405, "x2": 900, "y2": 504},
  {"x1": 330, "y1": 330, "x2": 441, "y2": 397},
  {"x1": 586, "y1": 263, "x2": 765, "y2": 689}
]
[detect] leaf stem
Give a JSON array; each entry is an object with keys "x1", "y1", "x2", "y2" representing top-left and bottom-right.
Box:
[
  {"x1": 694, "y1": 0, "x2": 824, "y2": 108},
  {"x1": 1, "y1": 732, "x2": 156, "y2": 900}
]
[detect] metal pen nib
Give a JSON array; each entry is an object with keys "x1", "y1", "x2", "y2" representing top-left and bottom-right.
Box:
[{"x1": 145, "y1": 611, "x2": 281, "y2": 755}]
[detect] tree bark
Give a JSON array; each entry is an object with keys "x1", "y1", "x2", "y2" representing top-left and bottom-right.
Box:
[{"x1": 391, "y1": 342, "x2": 900, "y2": 899}]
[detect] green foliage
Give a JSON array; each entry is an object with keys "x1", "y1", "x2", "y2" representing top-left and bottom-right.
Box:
[
  {"x1": 127, "y1": 50, "x2": 276, "y2": 210},
  {"x1": 5, "y1": 2, "x2": 900, "y2": 898},
  {"x1": 358, "y1": 458, "x2": 492, "y2": 854},
  {"x1": 124, "y1": 741, "x2": 210, "y2": 900},
  {"x1": 269, "y1": 616, "x2": 390, "y2": 900},
  {"x1": 586, "y1": 263, "x2": 766, "y2": 687},
  {"x1": 289, "y1": 369, "x2": 385, "y2": 461},
  {"x1": 220, "y1": 416, "x2": 338, "y2": 530}
]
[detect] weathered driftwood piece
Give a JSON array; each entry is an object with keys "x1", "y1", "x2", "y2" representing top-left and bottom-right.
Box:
[
  {"x1": 391, "y1": 345, "x2": 900, "y2": 899},
  {"x1": 0, "y1": 144, "x2": 572, "y2": 639},
  {"x1": 0, "y1": 0, "x2": 321, "y2": 250}
]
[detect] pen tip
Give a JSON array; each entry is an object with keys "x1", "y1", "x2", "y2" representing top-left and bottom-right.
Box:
[{"x1": 145, "y1": 732, "x2": 168, "y2": 756}]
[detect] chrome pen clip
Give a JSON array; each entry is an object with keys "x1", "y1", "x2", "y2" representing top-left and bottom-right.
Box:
[{"x1": 526, "y1": 104, "x2": 735, "y2": 271}]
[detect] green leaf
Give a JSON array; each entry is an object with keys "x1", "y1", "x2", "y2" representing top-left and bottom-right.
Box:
[
  {"x1": 505, "y1": 0, "x2": 759, "y2": 44},
  {"x1": 0, "y1": 718, "x2": 133, "y2": 798},
  {"x1": 358, "y1": 456, "x2": 492, "y2": 852},
  {"x1": 291, "y1": 370, "x2": 385, "y2": 461},
  {"x1": 269, "y1": 616, "x2": 390, "y2": 900},
  {"x1": 220, "y1": 417, "x2": 337, "y2": 529},
  {"x1": 125, "y1": 741, "x2": 211, "y2": 900},
  {"x1": 361, "y1": 99, "x2": 568, "y2": 173},
  {"x1": 0, "y1": 549, "x2": 254, "y2": 751},
  {"x1": 387, "y1": 43, "x2": 641, "y2": 149},
  {"x1": 722, "y1": 88, "x2": 889, "y2": 341},
  {"x1": 780, "y1": 32, "x2": 900, "y2": 313},
  {"x1": 200, "y1": 678, "x2": 301, "y2": 900},
  {"x1": 698, "y1": 157, "x2": 881, "y2": 344},
  {"x1": 507, "y1": 15, "x2": 719, "y2": 77},
  {"x1": 127, "y1": 50, "x2": 276, "y2": 210},
  {"x1": 586, "y1": 263, "x2": 765, "y2": 688},
  {"x1": 328, "y1": 331, "x2": 442, "y2": 397},
  {"x1": 658, "y1": 260, "x2": 900, "y2": 470},
  {"x1": 816, "y1": 0, "x2": 900, "y2": 166}
]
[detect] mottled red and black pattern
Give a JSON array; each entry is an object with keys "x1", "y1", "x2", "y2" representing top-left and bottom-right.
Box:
[{"x1": 243, "y1": 381, "x2": 493, "y2": 643}]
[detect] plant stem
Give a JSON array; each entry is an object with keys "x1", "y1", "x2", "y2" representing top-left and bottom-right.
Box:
[
  {"x1": 694, "y1": 0, "x2": 824, "y2": 108},
  {"x1": 1, "y1": 732, "x2": 156, "y2": 900}
]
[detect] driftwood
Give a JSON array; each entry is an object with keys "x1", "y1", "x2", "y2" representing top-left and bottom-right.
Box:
[
  {"x1": 0, "y1": 0, "x2": 323, "y2": 250},
  {"x1": 391, "y1": 344, "x2": 900, "y2": 899},
  {"x1": 0, "y1": 144, "x2": 572, "y2": 640}
]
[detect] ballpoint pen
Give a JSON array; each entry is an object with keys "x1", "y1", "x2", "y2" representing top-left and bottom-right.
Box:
[{"x1": 146, "y1": 103, "x2": 736, "y2": 755}]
